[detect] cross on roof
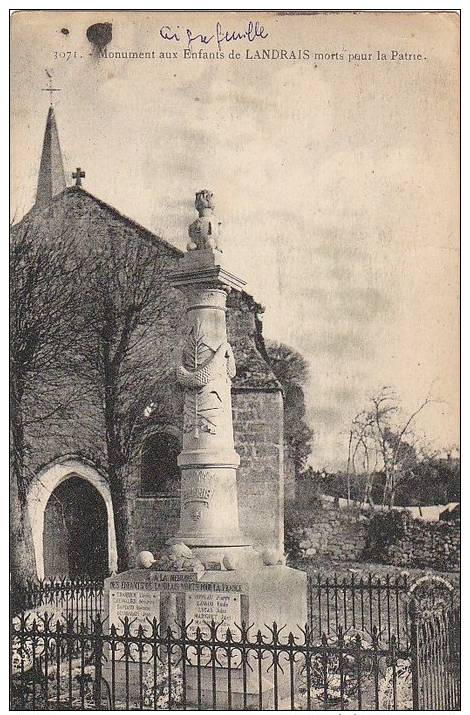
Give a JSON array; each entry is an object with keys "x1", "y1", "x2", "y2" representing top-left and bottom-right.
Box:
[
  {"x1": 41, "y1": 70, "x2": 61, "y2": 105},
  {"x1": 72, "y1": 167, "x2": 85, "y2": 187}
]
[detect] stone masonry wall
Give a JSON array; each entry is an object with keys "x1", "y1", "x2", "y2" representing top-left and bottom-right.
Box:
[
  {"x1": 131, "y1": 496, "x2": 180, "y2": 555},
  {"x1": 233, "y1": 389, "x2": 284, "y2": 553},
  {"x1": 365, "y1": 511, "x2": 460, "y2": 572},
  {"x1": 286, "y1": 505, "x2": 460, "y2": 572},
  {"x1": 286, "y1": 505, "x2": 368, "y2": 562}
]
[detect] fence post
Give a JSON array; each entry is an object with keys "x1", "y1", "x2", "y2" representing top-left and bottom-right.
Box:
[
  {"x1": 409, "y1": 600, "x2": 420, "y2": 710},
  {"x1": 92, "y1": 616, "x2": 103, "y2": 709}
]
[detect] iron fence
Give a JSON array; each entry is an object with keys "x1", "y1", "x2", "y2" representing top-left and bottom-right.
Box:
[
  {"x1": 15, "y1": 577, "x2": 104, "y2": 630},
  {"x1": 413, "y1": 605, "x2": 460, "y2": 710},
  {"x1": 16, "y1": 572, "x2": 409, "y2": 644},
  {"x1": 307, "y1": 573, "x2": 410, "y2": 646},
  {"x1": 11, "y1": 612, "x2": 413, "y2": 711},
  {"x1": 14, "y1": 572, "x2": 450, "y2": 650},
  {"x1": 10, "y1": 573, "x2": 459, "y2": 710}
]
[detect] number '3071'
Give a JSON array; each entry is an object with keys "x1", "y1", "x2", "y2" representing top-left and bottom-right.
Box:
[{"x1": 53, "y1": 51, "x2": 79, "y2": 60}]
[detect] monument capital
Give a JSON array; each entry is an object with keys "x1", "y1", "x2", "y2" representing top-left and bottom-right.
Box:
[
  {"x1": 172, "y1": 191, "x2": 246, "y2": 292},
  {"x1": 170, "y1": 248, "x2": 246, "y2": 292}
]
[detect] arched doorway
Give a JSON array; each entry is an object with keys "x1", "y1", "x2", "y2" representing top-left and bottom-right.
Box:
[
  {"x1": 43, "y1": 476, "x2": 108, "y2": 579},
  {"x1": 140, "y1": 428, "x2": 181, "y2": 496},
  {"x1": 27, "y1": 457, "x2": 118, "y2": 580}
]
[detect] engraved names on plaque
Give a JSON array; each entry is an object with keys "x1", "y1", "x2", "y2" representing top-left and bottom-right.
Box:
[
  {"x1": 185, "y1": 582, "x2": 243, "y2": 667},
  {"x1": 109, "y1": 580, "x2": 160, "y2": 634},
  {"x1": 108, "y1": 571, "x2": 201, "y2": 632}
]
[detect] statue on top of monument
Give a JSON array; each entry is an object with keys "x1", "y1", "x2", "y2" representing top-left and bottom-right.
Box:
[
  {"x1": 187, "y1": 189, "x2": 222, "y2": 252},
  {"x1": 195, "y1": 188, "x2": 214, "y2": 215}
]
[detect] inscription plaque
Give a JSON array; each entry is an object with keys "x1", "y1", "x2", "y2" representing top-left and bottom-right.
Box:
[
  {"x1": 186, "y1": 590, "x2": 242, "y2": 667},
  {"x1": 109, "y1": 586, "x2": 160, "y2": 634}
]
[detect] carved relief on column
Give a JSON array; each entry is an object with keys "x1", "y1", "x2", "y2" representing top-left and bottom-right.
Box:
[
  {"x1": 179, "y1": 467, "x2": 240, "y2": 538},
  {"x1": 176, "y1": 275, "x2": 236, "y2": 448},
  {"x1": 169, "y1": 190, "x2": 249, "y2": 552},
  {"x1": 180, "y1": 469, "x2": 214, "y2": 529}
]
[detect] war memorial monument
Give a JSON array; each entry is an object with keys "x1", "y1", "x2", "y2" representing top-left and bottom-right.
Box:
[{"x1": 104, "y1": 191, "x2": 307, "y2": 706}]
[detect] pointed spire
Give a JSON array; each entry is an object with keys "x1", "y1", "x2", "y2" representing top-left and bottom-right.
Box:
[{"x1": 35, "y1": 106, "x2": 66, "y2": 206}]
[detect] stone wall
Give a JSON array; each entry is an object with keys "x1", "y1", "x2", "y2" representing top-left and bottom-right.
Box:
[
  {"x1": 132, "y1": 496, "x2": 180, "y2": 555},
  {"x1": 233, "y1": 389, "x2": 284, "y2": 553},
  {"x1": 285, "y1": 505, "x2": 368, "y2": 563},
  {"x1": 286, "y1": 504, "x2": 460, "y2": 572},
  {"x1": 364, "y1": 511, "x2": 460, "y2": 572}
]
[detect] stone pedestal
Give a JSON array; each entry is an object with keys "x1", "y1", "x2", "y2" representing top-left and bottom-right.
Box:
[{"x1": 103, "y1": 554, "x2": 307, "y2": 708}]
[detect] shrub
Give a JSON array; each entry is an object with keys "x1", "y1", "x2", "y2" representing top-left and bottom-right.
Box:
[
  {"x1": 364, "y1": 510, "x2": 412, "y2": 560},
  {"x1": 142, "y1": 662, "x2": 183, "y2": 709}
]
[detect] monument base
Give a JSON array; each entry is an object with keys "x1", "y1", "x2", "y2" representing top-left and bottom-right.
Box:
[{"x1": 103, "y1": 556, "x2": 307, "y2": 708}]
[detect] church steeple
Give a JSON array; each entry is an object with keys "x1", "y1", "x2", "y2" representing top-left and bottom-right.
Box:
[{"x1": 35, "y1": 106, "x2": 66, "y2": 206}]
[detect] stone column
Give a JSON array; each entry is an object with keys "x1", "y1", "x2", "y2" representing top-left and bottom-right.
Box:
[{"x1": 170, "y1": 190, "x2": 250, "y2": 562}]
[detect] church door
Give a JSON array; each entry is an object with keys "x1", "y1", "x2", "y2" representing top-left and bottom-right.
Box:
[{"x1": 43, "y1": 476, "x2": 109, "y2": 579}]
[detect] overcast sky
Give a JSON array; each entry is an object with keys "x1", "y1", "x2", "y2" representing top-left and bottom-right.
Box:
[{"x1": 11, "y1": 11, "x2": 459, "y2": 468}]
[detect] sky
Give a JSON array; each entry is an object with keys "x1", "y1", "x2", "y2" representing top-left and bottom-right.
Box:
[{"x1": 11, "y1": 11, "x2": 460, "y2": 469}]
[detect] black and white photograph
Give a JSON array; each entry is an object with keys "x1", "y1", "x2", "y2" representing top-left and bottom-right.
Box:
[{"x1": 9, "y1": 9, "x2": 460, "y2": 710}]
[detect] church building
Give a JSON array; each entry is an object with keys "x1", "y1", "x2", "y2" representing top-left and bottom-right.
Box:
[{"x1": 13, "y1": 107, "x2": 287, "y2": 581}]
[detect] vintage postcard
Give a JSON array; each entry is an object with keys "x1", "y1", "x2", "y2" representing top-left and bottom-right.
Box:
[{"x1": 10, "y1": 10, "x2": 460, "y2": 711}]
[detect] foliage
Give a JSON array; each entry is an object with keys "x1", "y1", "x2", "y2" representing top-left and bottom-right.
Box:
[
  {"x1": 296, "y1": 631, "x2": 412, "y2": 710},
  {"x1": 10, "y1": 218, "x2": 87, "y2": 499},
  {"x1": 284, "y1": 487, "x2": 324, "y2": 562},
  {"x1": 266, "y1": 341, "x2": 313, "y2": 473},
  {"x1": 266, "y1": 341, "x2": 310, "y2": 386},
  {"x1": 364, "y1": 510, "x2": 412, "y2": 559},
  {"x1": 10, "y1": 216, "x2": 91, "y2": 592},
  {"x1": 76, "y1": 230, "x2": 176, "y2": 570},
  {"x1": 284, "y1": 494, "x2": 321, "y2": 529},
  {"x1": 142, "y1": 662, "x2": 183, "y2": 709},
  {"x1": 316, "y1": 456, "x2": 460, "y2": 507},
  {"x1": 296, "y1": 630, "x2": 375, "y2": 708},
  {"x1": 11, "y1": 611, "x2": 96, "y2": 709},
  {"x1": 11, "y1": 635, "x2": 34, "y2": 674},
  {"x1": 378, "y1": 658, "x2": 412, "y2": 710},
  {"x1": 11, "y1": 661, "x2": 96, "y2": 710},
  {"x1": 283, "y1": 520, "x2": 302, "y2": 563},
  {"x1": 314, "y1": 468, "x2": 368, "y2": 502},
  {"x1": 295, "y1": 466, "x2": 323, "y2": 505},
  {"x1": 79, "y1": 232, "x2": 175, "y2": 461},
  {"x1": 401, "y1": 456, "x2": 460, "y2": 505}
]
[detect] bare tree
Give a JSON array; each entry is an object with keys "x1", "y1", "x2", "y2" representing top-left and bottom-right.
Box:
[
  {"x1": 79, "y1": 233, "x2": 176, "y2": 571},
  {"x1": 347, "y1": 386, "x2": 434, "y2": 508},
  {"x1": 346, "y1": 410, "x2": 378, "y2": 507},
  {"x1": 10, "y1": 216, "x2": 85, "y2": 592},
  {"x1": 371, "y1": 387, "x2": 434, "y2": 507}
]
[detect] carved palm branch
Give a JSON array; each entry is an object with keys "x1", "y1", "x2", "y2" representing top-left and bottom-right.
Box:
[
  {"x1": 185, "y1": 389, "x2": 222, "y2": 437},
  {"x1": 183, "y1": 321, "x2": 213, "y2": 371}
]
